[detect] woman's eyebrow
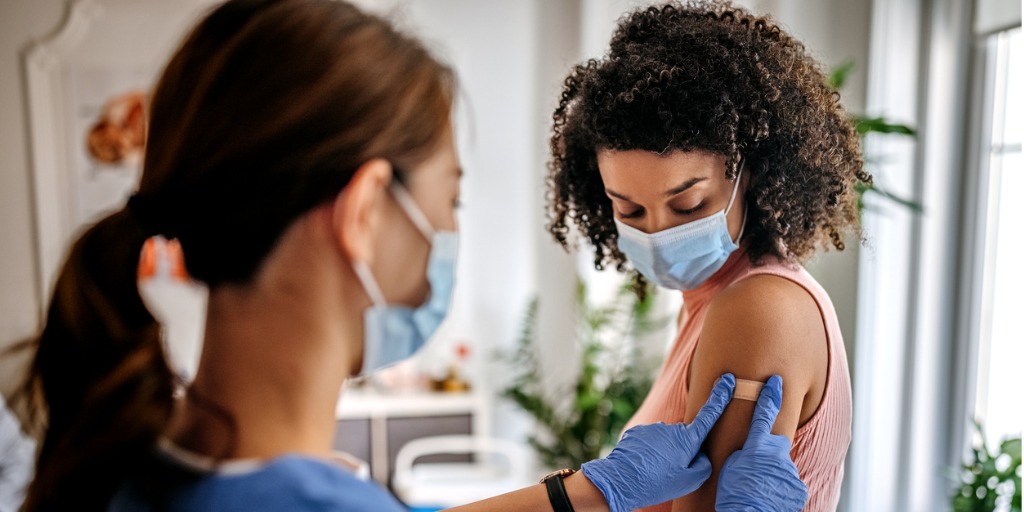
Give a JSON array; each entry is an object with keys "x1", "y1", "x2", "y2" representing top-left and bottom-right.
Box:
[
  {"x1": 606, "y1": 188, "x2": 633, "y2": 201},
  {"x1": 605, "y1": 176, "x2": 707, "y2": 202},
  {"x1": 665, "y1": 176, "x2": 707, "y2": 197}
]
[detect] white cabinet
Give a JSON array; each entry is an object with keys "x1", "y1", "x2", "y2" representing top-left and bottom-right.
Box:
[{"x1": 333, "y1": 390, "x2": 488, "y2": 486}]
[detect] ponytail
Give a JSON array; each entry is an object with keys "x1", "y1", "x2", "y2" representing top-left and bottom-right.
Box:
[{"x1": 21, "y1": 207, "x2": 174, "y2": 511}]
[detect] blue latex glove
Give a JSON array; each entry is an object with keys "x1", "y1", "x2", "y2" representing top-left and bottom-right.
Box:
[
  {"x1": 580, "y1": 373, "x2": 736, "y2": 512},
  {"x1": 717, "y1": 375, "x2": 809, "y2": 512}
]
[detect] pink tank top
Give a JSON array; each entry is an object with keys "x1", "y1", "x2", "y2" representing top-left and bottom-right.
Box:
[{"x1": 625, "y1": 249, "x2": 852, "y2": 512}]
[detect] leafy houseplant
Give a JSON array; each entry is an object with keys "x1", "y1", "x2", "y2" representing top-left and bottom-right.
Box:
[
  {"x1": 952, "y1": 422, "x2": 1022, "y2": 512},
  {"x1": 499, "y1": 279, "x2": 664, "y2": 470},
  {"x1": 828, "y1": 60, "x2": 921, "y2": 214}
]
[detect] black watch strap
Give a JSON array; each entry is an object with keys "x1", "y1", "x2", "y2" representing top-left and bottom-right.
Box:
[{"x1": 541, "y1": 469, "x2": 576, "y2": 512}]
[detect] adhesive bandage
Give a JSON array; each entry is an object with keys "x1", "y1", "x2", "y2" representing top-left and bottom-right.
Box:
[{"x1": 734, "y1": 379, "x2": 765, "y2": 401}]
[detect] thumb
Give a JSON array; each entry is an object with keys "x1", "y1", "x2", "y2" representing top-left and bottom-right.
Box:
[
  {"x1": 687, "y1": 451, "x2": 713, "y2": 482},
  {"x1": 745, "y1": 375, "x2": 782, "y2": 448},
  {"x1": 719, "y1": 449, "x2": 743, "y2": 480}
]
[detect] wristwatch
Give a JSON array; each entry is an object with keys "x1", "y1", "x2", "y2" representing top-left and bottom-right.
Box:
[{"x1": 540, "y1": 468, "x2": 577, "y2": 512}]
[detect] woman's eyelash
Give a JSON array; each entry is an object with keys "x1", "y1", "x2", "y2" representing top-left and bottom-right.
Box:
[
  {"x1": 617, "y1": 202, "x2": 704, "y2": 219},
  {"x1": 673, "y1": 202, "x2": 705, "y2": 215}
]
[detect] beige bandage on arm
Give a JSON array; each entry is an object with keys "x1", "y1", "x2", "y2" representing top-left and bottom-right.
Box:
[{"x1": 734, "y1": 379, "x2": 765, "y2": 401}]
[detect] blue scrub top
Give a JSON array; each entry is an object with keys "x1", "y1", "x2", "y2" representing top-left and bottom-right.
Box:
[{"x1": 108, "y1": 455, "x2": 408, "y2": 512}]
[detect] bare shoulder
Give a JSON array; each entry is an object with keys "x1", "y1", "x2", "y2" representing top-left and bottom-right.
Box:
[
  {"x1": 703, "y1": 273, "x2": 827, "y2": 363},
  {"x1": 688, "y1": 272, "x2": 828, "y2": 429}
]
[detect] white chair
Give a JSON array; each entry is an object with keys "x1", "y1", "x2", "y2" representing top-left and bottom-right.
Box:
[{"x1": 392, "y1": 435, "x2": 533, "y2": 510}]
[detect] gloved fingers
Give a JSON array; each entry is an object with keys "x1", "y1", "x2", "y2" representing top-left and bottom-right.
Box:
[
  {"x1": 582, "y1": 434, "x2": 711, "y2": 512},
  {"x1": 759, "y1": 431, "x2": 795, "y2": 455},
  {"x1": 720, "y1": 449, "x2": 742, "y2": 471},
  {"x1": 687, "y1": 451, "x2": 713, "y2": 484},
  {"x1": 689, "y1": 373, "x2": 736, "y2": 440},
  {"x1": 618, "y1": 422, "x2": 665, "y2": 446},
  {"x1": 579, "y1": 461, "x2": 627, "y2": 512},
  {"x1": 745, "y1": 374, "x2": 783, "y2": 447},
  {"x1": 620, "y1": 420, "x2": 667, "y2": 435}
]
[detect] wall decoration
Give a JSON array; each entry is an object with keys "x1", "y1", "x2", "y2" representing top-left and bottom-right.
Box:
[{"x1": 85, "y1": 89, "x2": 147, "y2": 167}]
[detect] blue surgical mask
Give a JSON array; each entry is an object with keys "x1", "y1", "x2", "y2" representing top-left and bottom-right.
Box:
[
  {"x1": 352, "y1": 183, "x2": 457, "y2": 376},
  {"x1": 614, "y1": 169, "x2": 745, "y2": 291}
]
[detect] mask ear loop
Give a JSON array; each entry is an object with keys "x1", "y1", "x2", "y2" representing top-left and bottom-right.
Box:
[
  {"x1": 734, "y1": 208, "x2": 748, "y2": 244},
  {"x1": 385, "y1": 182, "x2": 439, "y2": 304},
  {"x1": 389, "y1": 183, "x2": 436, "y2": 241},
  {"x1": 330, "y1": 184, "x2": 391, "y2": 308},
  {"x1": 352, "y1": 261, "x2": 387, "y2": 307},
  {"x1": 724, "y1": 167, "x2": 744, "y2": 215},
  {"x1": 725, "y1": 167, "x2": 747, "y2": 244}
]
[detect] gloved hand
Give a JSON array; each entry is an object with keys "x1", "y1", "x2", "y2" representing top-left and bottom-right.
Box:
[
  {"x1": 717, "y1": 375, "x2": 809, "y2": 512},
  {"x1": 580, "y1": 373, "x2": 736, "y2": 512}
]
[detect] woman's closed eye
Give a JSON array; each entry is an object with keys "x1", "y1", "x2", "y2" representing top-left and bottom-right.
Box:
[
  {"x1": 616, "y1": 201, "x2": 705, "y2": 219},
  {"x1": 618, "y1": 207, "x2": 644, "y2": 219},
  {"x1": 672, "y1": 201, "x2": 706, "y2": 216}
]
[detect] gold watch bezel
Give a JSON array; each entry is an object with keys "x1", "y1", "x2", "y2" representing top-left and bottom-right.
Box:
[{"x1": 539, "y1": 468, "x2": 576, "y2": 484}]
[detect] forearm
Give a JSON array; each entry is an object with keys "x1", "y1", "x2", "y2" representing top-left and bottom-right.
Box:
[
  {"x1": 444, "y1": 472, "x2": 609, "y2": 512},
  {"x1": 453, "y1": 376, "x2": 737, "y2": 512}
]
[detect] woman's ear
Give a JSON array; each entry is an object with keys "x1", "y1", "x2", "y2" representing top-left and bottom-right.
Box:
[{"x1": 332, "y1": 159, "x2": 393, "y2": 263}]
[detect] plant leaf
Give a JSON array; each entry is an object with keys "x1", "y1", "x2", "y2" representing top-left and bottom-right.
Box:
[
  {"x1": 855, "y1": 116, "x2": 917, "y2": 136},
  {"x1": 829, "y1": 60, "x2": 856, "y2": 90}
]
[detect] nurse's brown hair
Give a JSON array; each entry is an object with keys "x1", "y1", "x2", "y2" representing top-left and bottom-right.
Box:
[{"x1": 19, "y1": 0, "x2": 453, "y2": 509}]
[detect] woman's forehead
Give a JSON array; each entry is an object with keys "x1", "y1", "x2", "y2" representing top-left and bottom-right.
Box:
[{"x1": 597, "y1": 149, "x2": 726, "y2": 181}]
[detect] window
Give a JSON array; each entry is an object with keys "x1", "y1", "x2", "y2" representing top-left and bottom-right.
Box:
[{"x1": 972, "y1": 27, "x2": 1022, "y2": 449}]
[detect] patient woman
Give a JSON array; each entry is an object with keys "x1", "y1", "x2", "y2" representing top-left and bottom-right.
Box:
[{"x1": 548, "y1": 2, "x2": 863, "y2": 510}]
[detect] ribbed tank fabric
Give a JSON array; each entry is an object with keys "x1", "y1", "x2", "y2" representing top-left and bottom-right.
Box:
[{"x1": 624, "y1": 249, "x2": 853, "y2": 512}]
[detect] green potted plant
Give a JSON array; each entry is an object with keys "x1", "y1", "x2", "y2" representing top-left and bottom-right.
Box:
[
  {"x1": 951, "y1": 421, "x2": 1022, "y2": 512},
  {"x1": 498, "y1": 279, "x2": 665, "y2": 469}
]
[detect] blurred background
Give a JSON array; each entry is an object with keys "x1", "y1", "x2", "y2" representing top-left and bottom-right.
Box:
[{"x1": 0, "y1": 0, "x2": 1019, "y2": 511}]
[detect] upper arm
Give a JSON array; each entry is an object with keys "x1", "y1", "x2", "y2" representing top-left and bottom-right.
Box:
[{"x1": 671, "y1": 275, "x2": 827, "y2": 511}]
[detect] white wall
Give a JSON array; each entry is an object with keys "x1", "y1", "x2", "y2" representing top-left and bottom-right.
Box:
[{"x1": 0, "y1": 0, "x2": 65, "y2": 399}]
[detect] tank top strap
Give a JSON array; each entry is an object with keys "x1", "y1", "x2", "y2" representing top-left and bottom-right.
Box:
[{"x1": 731, "y1": 257, "x2": 834, "y2": 315}]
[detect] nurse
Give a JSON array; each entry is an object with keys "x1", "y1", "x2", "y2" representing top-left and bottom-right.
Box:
[{"x1": 17, "y1": 1, "x2": 805, "y2": 511}]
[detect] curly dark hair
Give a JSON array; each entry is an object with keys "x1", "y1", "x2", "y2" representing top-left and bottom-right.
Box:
[{"x1": 547, "y1": 0, "x2": 869, "y2": 276}]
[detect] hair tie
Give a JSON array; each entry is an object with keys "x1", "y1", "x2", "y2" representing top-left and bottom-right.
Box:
[{"x1": 125, "y1": 194, "x2": 169, "y2": 237}]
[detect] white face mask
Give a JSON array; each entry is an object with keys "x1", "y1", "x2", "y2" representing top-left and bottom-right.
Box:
[
  {"x1": 614, "y1": 169, "x2": 745, "y2": 290},
  {"x1": 351, "y1": 183, "x2": 458, "y2": 376}
]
